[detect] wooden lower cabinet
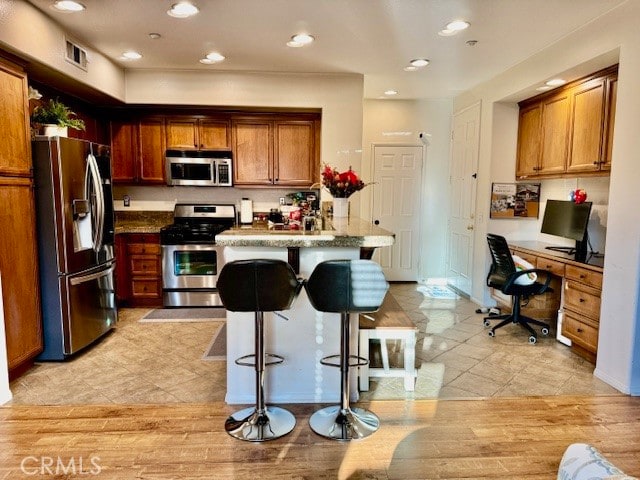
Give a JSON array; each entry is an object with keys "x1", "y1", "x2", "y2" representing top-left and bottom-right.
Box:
[
  {"x1": 0, "y1": 177, "x2": 43, "y2": 376},
  {"x1": 115, "y1": 233, "x2": 162, "y2": 307}
]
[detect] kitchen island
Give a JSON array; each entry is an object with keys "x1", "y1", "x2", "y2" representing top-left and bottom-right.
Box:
[{"x1": 215, "y1": 217, "x2": 394, "y2": 405}]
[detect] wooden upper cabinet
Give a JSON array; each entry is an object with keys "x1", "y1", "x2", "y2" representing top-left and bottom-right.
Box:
[
  {"x1": 0, "y1": 58, "x2": 31, "y2": 177},
  {"x1": 566, "y1": 78, "x2": 606, "y2": 173},
  {"x1": 539, "y1": 92, "x2": 570, "y2": 175},
  {"x1": 138, "y1": 118, "x2": 166, "y2": 184},
  {"x1": 516, "y1": 65, "x2": 617, "y2": 180},
  {"x1": 111, "y1": 118, "x2": 166, "y2": 184},
  {"x1": 274, "y1": 120, "x2": 317, "y2": 186},
  {"x1": 603, "y1": 74, "x2": 617, "y2": 171},
  {"x1": 166, "y1": 117, "x2": 230, "y2": 149},
  {"x1": 515, "y1": 104, "x2": 542, "y2": 178},
  {"x1": 232, "y1": 119, "x2": 273, "y2": 185}
]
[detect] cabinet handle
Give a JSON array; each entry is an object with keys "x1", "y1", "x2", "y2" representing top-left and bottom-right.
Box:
[
  {"x1": 577, "y1": 328, "x2": 583, "y2": 333},
  {"x1": 533, "y1": 166, "x2": 540, "y2": 171},
  {"x1": 579, "y1": 274, "x2": 586, "y2": 279},
  {"x1": 579, "y1": 298, "x2": 585, "y2": 303}
]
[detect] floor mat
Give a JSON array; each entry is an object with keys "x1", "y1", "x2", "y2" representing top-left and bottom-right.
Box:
[
  {"x1": 202, "y1": 323, "x2": 226, "y2": 361},
  {"x1": 139, "y1": 307, "x2": 226, "y2": 323},
  {"x1": 417, "y1": 285, "x2": 459, "y2": 299}
]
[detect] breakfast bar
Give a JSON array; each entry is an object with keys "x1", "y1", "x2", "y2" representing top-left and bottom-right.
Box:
[{"x1": 215, "y1": 217, "x2": 394, "y2": 405}]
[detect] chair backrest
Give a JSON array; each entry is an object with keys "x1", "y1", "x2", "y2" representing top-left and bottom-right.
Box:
[
  {"x1": 305, "y1": 259, "x2": 389, "y2": 313},
  {"x1": 217, "y1": 259, "x2": 301, "y2": 312},
  {"x1": 486, "y1": 234, "x2": 517, "y2": 288}
]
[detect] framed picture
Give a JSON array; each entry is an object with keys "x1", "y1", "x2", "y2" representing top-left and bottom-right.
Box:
[{"x1": 490, "y1": 183, "x2": 541, "y2": 219}]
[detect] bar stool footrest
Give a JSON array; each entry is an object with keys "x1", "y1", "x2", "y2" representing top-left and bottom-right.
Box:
[
  {"x1": 235, "y1": 353, "x2": 284, "y2": 367},
  {"x1": 320, "y1": 354, "x2": 368, "y2": 368}
]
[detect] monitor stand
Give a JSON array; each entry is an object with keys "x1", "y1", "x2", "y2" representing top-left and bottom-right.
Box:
[{"x1": 545, "y1": 246, "x2": 575, "y2": 255}]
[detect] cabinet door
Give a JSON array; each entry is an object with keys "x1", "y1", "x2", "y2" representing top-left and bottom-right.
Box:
[
  {"x1": 232, "y1": 120, "x2": 273, "y2": 185},
  {"x1": 166, "y1": 118, "x2": 198, "y2": 149},
  {"x1": 111, "y1": 121, "x2": 138, "y2": 183},
  {"x1": 0, "y1": 59, "x2": 31, "y2": 177},
  {"x1": 199, "y1": 119, "x2": 230, "y2": 149},
  {"x1": 0, "y1": 177, "x2": 43, "y2": 370},
  {"x1": 515, "y1": 104, "x2": 542, "y2": 178},
  {"x1": 602, "y1": 74, "x2": 617, "y2": 171},
  {"x1": 138, "y1": 118, "x2": 166, "y2": 184},
  {"x1": 274, "y1": 121, "x2": 316, "y2": 186},
  {"x1": 567, "y1": 78, "x2": 606, "y2": 173},
  {"x1": 539, "y1": 92, "x2": 570, "y2": 175}
]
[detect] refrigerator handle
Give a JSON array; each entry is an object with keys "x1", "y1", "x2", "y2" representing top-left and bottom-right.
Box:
[
  {"x1": 69, "y1": 264, "x2": 115, "y2": 286},
  {"x1": 86, "y1": 153, "x2": 105, "y2": 253}
]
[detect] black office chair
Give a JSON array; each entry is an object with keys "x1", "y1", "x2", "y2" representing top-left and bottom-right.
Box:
[{"x1": 484, "y1": 234, "x2": 552, "y2": 344}]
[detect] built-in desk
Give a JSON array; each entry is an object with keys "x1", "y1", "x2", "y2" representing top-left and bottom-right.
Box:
[{"x1": 500, "y1": 241, "x2": 604, "y2": 363}]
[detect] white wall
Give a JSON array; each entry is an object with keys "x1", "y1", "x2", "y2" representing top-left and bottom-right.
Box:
[
  {"x1": 454, "y1": 1, "x2": 640, "y2": 394},
  {"x1": 0, "y1": 0, "x2": 125, "y2": 100},
  {"x1": 0, "y1": 273, "x2": 12, "y2": 405},
  {"x1": 362, "y1": 99, "x2": 453, "y2": 279},
  {"x1": 124, "y1": 70, "x2": 364, "y2": 216}
]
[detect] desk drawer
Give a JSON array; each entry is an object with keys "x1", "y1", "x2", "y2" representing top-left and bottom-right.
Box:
[
  {"x1": 562, "y1": 312, "x2": 598, "y2": 354},
  {"x1": 536, "y1": 257, "x2": 565, "y2": 277},
  {"x1": 512, "y1": 250, "x2": 537, "y2": 265},
  {"x1": 564, "y1": 280, "x2": 601, "y2": 321},
  {"x1": 131, "y1": 278, "x2": 161, "y2": 298},
  {"x1": 128, "y1": 243, "x2": 161, "y2": 255},
  {"x1": 565, "y1": 265, "x2": 602, "y2": 289},
  {"x1": 130, "y1": 256, "x2": 160, "y2": 276}
]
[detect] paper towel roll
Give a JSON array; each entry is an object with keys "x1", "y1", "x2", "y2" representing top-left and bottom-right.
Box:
[{"x1": 240, "y1": 198, "x2": 253, "y2": 224}]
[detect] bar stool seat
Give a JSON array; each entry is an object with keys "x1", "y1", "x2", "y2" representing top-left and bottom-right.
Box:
[
  {"x1": 217, "y1": 259, "x2": 302, "y2": 442},
  {"x1": 305, "y1": 259, "x2": 389, "y2": 441}
]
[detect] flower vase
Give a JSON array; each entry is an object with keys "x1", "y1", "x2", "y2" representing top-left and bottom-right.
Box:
[
  {"x1": 42, "y1": 125, "x2": 68, "y2": 137},
  {"x1": 333, "y1": 197, "x2": 349, "y2": 218}
]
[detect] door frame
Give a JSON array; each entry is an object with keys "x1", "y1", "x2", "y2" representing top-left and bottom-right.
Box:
[{"x1": 368, "y1": 142, "x2": 426, "y2": 280}]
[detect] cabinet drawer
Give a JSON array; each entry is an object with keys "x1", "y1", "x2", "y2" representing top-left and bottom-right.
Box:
[
  {"x1": 562, "y1": 312, "x2": 598, "y2": 354},
  {"x1": 127, "y1": 243, "x2": 161, "y2": 255},
  {"x1": 131, "y1": 278, "x2": 161, "y2": 298},
  {"x1": 565, "y1": 264, "x2": 602, "y2": 289},
  {"x1": 536, "y1": 257, "x2": 565, "y2": 277},
  {"x1": 130, "y1": 256, "x2": 160, "y2": 275},
  {"x1": 564, "y1": 280, "x2": 600, "y2": 321}
]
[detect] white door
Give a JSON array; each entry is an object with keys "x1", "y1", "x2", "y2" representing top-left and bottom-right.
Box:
[
  {"x1": 446, "y1": 102, "x2": 481, "y2": 295},
  {"x1": 372, "y1": 145, "x2": 424, "y2": 281}
]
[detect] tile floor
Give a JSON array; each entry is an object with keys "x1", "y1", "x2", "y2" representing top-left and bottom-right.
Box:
[{"x1": 8, "y1": 283, "x2": 620, "y2": 405}]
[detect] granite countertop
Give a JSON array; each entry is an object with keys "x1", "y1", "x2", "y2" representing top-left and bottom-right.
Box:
[
  {"x1": 215, "y1": 216, "x2": 394, "y2": 248},
  {"x1": 114, "y1": 211, "x2": 173, "y2": 234}
]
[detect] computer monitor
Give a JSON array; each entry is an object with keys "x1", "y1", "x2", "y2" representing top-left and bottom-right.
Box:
[{"x1": 541, "y1": 199, "x2": 592, "y2": 262}]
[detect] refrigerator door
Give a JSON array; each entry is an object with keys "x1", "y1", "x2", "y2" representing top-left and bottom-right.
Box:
[{"x1": 62, "y1": 263, "x2": 117, "y2": 356}]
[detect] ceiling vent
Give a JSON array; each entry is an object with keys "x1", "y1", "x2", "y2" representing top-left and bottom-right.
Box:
[{"x1": 65, "y1": 38, "x2": 88, "y2": 71}]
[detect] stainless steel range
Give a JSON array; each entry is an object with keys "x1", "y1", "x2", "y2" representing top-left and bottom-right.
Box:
[{"x1": 160, "y1": 203, "x2": 236, "y2": 307}]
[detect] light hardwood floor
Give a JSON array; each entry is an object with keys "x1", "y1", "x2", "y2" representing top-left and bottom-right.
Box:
[{"x1": 1, "y1": 396, "x2": 639, "y2": 479}]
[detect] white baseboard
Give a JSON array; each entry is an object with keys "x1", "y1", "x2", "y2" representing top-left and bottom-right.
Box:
[
  {"x1": 0, "y1": 386, "x2": 12, "y2": 405},
  {"x1": 593, "y1": 367, "x2": 631, "y2": 395}
]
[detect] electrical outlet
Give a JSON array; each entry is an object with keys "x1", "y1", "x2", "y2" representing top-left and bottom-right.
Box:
[
  {"x1": 123, "y1": 195, "x2": 130, "y2": 207},
  {"x1": 279, "y1": 197, "x2": 285, "y2": 205}
]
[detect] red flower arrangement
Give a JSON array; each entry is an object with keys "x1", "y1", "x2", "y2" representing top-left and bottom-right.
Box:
[{"x1": 321, "y1": 164, "x2": 367, "y2": 198}]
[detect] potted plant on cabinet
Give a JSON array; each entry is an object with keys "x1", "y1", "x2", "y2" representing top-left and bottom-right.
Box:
[{"x1": 30, "y1": 98, "x2": 85, "y2": 137}]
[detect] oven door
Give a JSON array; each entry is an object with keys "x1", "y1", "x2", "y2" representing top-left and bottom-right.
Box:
[{"x1": 162, "y1": 244, "x2": 224, "y2": 307}]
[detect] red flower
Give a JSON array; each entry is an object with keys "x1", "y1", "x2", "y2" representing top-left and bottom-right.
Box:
[{"x1": 321, "y1": 164, "x2": 367, "y2": 198}]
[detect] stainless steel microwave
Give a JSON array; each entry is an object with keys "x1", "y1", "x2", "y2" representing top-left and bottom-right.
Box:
[{"x1": 165, "y1": 150, "x2": 233, "y2": 187}]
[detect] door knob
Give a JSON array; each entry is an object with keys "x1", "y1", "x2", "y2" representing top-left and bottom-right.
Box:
[
  {"x1": 467, "y1": 225, "x2": 474, "y2": 230},
  {"x1": 374, "y1": 220, "x2": 380, "y2": 225}
]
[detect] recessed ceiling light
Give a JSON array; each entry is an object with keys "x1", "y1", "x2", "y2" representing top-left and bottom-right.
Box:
[
  {"x1": 199, "y1": 52, "x2": 225, "y2": 64},
  {"x1": 167, "y1": 2, "x2": 199, "y2": 18},
  {"x1": 404, "y1": 66, "x2": 418, "y2": 72},
  {"x1": 536, "y1": 86, "x2": 552, "y2": 91},
  {"x1": 545, "y1": 78, "x2": 566, "y2": 86},
  {"x1": 438, "y1": 29, "x2": 457, "y2": 37},
  {"x1": 121, "y1": 51, "x2": 142, "y2": 60},
  {"x1": 410, "y1": 59, "x2": 429, "y2": 68},
  {"x1": 148, "y1": 33, "x2": 162, "y2": 39},
  {"x1": 384, "y1": 90, "x2": 398, "y2": 96},
  {"x1": 446, "y1": 20, "x2": 470, "y2": 31},
  {"x1": 287, "y1": 33, "x2": 315, "y2": 47},
  {"x1": 52, "y1": 1, "x2": 85, "y2": 12}
]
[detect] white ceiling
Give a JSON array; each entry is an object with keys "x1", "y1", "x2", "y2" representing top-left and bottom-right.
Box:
[{"x1": 27, "y1": 0, "x2": 626, "y2": 100}]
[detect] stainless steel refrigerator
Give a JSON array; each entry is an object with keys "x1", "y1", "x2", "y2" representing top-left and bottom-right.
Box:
[{"x1": 32, "y1": 136, "x2": 117, "y2": 360}]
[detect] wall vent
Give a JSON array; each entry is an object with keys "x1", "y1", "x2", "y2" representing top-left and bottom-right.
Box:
[{"x1": 65, "y1": 38, "x2": 88, "y2": 71}]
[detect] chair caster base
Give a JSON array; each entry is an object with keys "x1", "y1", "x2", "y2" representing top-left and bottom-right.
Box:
[
  {"x1": 309, "y1": 405, "x2": 379, "y2": 441},
  {"x1": 225, "y1": 406, "x2": 296, "y2": 442}
]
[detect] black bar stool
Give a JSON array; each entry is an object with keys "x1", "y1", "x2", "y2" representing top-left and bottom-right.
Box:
[
  {"x1": 305, "y1": 259, "x2": 389, "y2": 441},
  {"x1": 217, "y1": 259, "x2": 302, "y2": 442}
]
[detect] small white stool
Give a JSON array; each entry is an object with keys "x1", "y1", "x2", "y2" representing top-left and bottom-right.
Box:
[{"x1": 358, "y1": 297, "x2": 417, "y2": 392}]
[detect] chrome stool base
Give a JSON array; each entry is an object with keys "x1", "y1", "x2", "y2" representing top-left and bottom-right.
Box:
[
  {"x1": 309, "y1": 405, "x2": 379, "y2": 441},
  {"x1": 225, "y1": 406, "x2": 296, "y2": 442}
]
